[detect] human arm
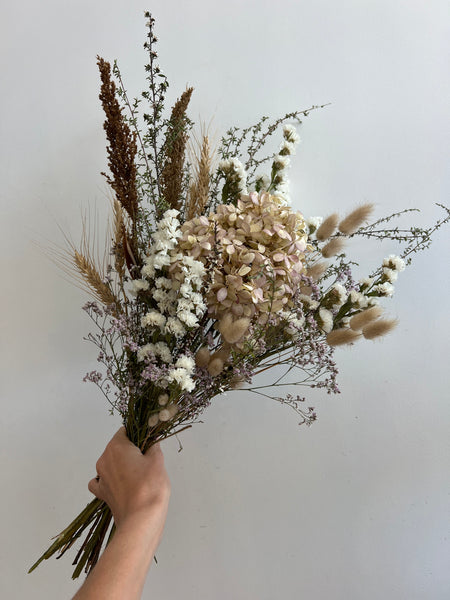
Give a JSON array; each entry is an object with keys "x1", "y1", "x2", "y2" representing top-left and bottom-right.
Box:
[{"x1": 72, "y1": 427, "x2": 170, "y2": 600}]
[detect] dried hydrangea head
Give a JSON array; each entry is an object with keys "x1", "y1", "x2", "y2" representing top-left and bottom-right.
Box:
[{"x1": 176, "y1": 192, "x2": 310, "y2": 336}]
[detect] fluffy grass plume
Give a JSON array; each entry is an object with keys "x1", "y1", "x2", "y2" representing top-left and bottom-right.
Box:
[
  {"x1": 321, "y1": 237, "x2": 345, "y2": 258},
  {"x1": 362, "y1": 318, "x2": 398, "y2": 340},
  {"x1": 339, "y1": 203, "x2": 374, "y2": 235},
  {"x1": 349, "y1": 306, "x2": 383, "y2": 331},
  {"x1": 326, "y1": 328, "x2": 361, "y2": 346},
  {"x1": 316, "y1": 213, "x2": 339, "y2": 241}
]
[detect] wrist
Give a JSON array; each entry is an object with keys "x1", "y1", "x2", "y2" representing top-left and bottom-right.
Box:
[{"x1": 115, "y1": 499, "x2": 169, "y2": 535}]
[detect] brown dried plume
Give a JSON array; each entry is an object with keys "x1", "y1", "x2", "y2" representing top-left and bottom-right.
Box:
[
  {"x1": 160, "y1": 87, "x2": 194, "y2": 211},
  {"x1": 97, "y1": 57, "x2": 139, "y2": 226}
]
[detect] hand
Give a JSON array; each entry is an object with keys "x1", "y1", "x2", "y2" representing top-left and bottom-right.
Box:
[{"x1": 88, "y1": 427, "x2": 171, "y2": 529}]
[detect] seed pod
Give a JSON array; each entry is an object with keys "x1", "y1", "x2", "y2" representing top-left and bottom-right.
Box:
[
  {"x1": 159, "y1": 409, "x2": 171, "y2": 422},
  {"x1": 158, "y1": 393, "x2": 169, "y2": 406},
  {"x1": 148, "y1": 414, "x2": 159, "y2": 427}
]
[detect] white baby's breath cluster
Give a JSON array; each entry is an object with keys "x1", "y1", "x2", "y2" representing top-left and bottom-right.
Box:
[
  {"x1": 132, "y1": 209, "x2": 208, "y2": 394},
  {"x1": 141, "y1": 209, "x2": 182, "y2": 277},
  {"x1": 167, "y1": 354, "x2": 196, "y2": 392},
  {"x1": 136, "y1": 209, "x2": 207, "y2": 340}
]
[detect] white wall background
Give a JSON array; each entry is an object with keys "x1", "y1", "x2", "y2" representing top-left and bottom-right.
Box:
[{"x1": 1, "y1": 1, "x2": 449, "y2": 598}]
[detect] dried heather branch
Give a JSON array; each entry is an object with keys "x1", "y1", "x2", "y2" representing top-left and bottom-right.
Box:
[
  {"x1": 160, "y1": 87, "x2": 194, "y2": 211},
  {"x1": 97, "y1": 57, "x2": 139, "y2": 227}
]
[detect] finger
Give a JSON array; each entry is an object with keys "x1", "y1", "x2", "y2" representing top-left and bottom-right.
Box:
[{"x1": 88, "y1": 477, "x2": 101, "y2": 498}]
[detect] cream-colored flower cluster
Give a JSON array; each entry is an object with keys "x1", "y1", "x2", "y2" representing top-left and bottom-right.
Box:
[{"x1": 176, "y1": 191, "x2": 309, "y2": 340}]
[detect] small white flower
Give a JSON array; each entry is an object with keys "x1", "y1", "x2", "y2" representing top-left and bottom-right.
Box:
[
  {"x1": 130, "y1": 279, "x2": 150, "y2": 296},
  {"x1": 330, "y1": 283, "x2": 347, "y2": 306},
  {"x1": 382, "y1": 255, "x2": 405, "y2": 272},
  {"x1": 152, "y1": 253, "x2": 171, "y2": 270},
  {"x1": 318, "y1": 308, "x2": 333, "y2": 333},
  {"x1": 177, "y1": 310, "x2": 198, "y2": 327},
  {"x1": 177, "y1": 298, "x2": 195, "y2": 312},
  {"x1": 367, "y1": 297, "x2": 380, "y2": 306},
  {"x1": 279, "y1": 140, "x2": 296, "y2": 156},
  {"x1": 255, "y1": 173, "x2": 271, "y2": 191},
  {"x1": 158, "y1": 408, "x2": 171, "y2": 422},
  {"x1": 165, "y1": 317, "x2": 186, "y2": 337},
  {"x1": 141, "y1": 311, "x2": 166, "y2": 329},
  {"x1": 175, "y1": 355, "x2": 195, "y2": 372},
  {"x1": 137, "y1": 344, "x2": 156, "y2": 362},
  {"x1": 167, "y1": 367, "x2": 195, "y2": 392},
  {"x1": 283, "y1": 124, "x2": 300, "y2": 144},
  {"x1": 299, "y1": 294, "x2": 319, "y2": 310},
  {"x1": 375, "y1": 282, "x2": 395, "y2": 297},
  {"x1": 155, "y1": 277, "x2": 173, "y2": 289},
  {"x1": 306, "y1": 216, "x2": 323, "y2": 234},
  {"x1": 158, "y1": 393, "x2": 169, "y2": 406},
  {"x1": 155, "y1": 342, "x2": 173, "y2": 364},
  {"x1": 273, "y1": 154, "x2": 290, "y2": 170},
  {"x1": 141, "y1": 262, "x2": 155, "y2": 279},
  {"x1": 285, "y1": 314, "x2": 305, "y2": 338},
  {"x1": 272, "y1": 189, "x2": 290, "y2": 205},
  {"x1": 359, "y1": 277, "x2": 374, "y2": 290},
  {"x1": 148, "y1": 414, "x2": 159, "y2": 427},
  {"x1": 349, "y1": 290, "x2": 369, "y2": 308},
  {"x1": 382, "y1": 267, "x2": 398, "y2": 283},
  {"x1": 163, "y1": 209, "x2": 180, "y2": 219}
]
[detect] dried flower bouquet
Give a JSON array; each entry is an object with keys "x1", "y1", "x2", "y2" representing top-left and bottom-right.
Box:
[{"x1": 29, "y1": 13, "x2": 449, "y2": 579}]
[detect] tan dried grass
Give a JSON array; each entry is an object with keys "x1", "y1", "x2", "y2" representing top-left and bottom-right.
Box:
[
  {"x1": 321, "y1": 237, "x2": 345, "y2": 258},
  {"x1": 362, "y1": 318, "x2": 398, "y2": 340},
  {"x1": 349, "y1": 306, "x2": 383, "y2": 331},
  {"x1": 316, "y1": 213, "x2": 339, "y2": 241},
  {"x1": 187, "y1": 133, "x2": 212, "y2": 220},
  {"x1": 326, "y1": 328, "x2": 361, "y2": 346},
  {"x1": 338, "y1": 204, "x2": 374, "y2": 235}
]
